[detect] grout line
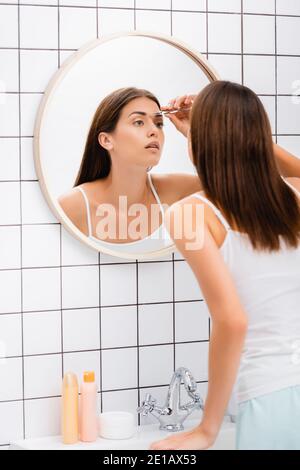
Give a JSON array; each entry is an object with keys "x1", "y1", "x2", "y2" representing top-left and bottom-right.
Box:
[
  {"x1": 1, "y1": 338, "x2": 210, "y2": 361},
  {"x1": 16, "y1": 0, "x2": 26, "y2": 442},
  {"x1": 275, "y1": 0, "x2": 278, "y2": 142},
  {"x1": 241, "y1": 0, "x2": 244, "y2": 84},
  {"x1": 136, "y1": 259, "x2": 140, "y2": 426},
  {"x1": 98, "y1": 252, "x2": 103, "y2": 412},
  {"x1": 0, "y1": 299, "x2": 205, "y2": 316}
]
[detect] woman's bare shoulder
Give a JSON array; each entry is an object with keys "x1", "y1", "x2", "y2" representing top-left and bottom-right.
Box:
[
  {"x1": 151, "y1": 173, "x2": 202, "y2": 201},
  {"x1": 57, "y1": 186, "x2": 86, "y2": 230}
]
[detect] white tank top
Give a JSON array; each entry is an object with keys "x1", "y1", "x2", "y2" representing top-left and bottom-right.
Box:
[
  {"x1": 194, "y1": 179, "x2": 300, "y2": 404},
  {"x1": 76, "y1": 172, "x2": 173, "y2": 255}
]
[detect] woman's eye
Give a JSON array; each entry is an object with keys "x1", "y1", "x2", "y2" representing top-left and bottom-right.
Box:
[
  {"x1": 134, "y1": 120, "x2": 144, "y2": 126},
  {"x1": 156, "y1": 122, "x2": 164, "y2": 128}
]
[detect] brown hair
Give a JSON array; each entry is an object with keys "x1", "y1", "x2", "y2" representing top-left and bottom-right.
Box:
[
  {"x1": 73, "y1": 87, "x2": 161, "y2": 186},
  {"x1": 190, "y1": 80, "x2": 300, "y2": 251}
]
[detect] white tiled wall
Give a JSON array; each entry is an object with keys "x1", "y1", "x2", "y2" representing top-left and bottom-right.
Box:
[{"x1": 0, "y1": 0, "x2": 300, "y2": 448}]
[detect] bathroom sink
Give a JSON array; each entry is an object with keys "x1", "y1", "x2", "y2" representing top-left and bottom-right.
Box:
[{"x1": 9, "y1": 418, "x2": 235, "y2": 450}]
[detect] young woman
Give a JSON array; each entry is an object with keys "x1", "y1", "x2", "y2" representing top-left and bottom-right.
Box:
[
  {"x1": 150, "y1": 81, "x2": 300, "y2": 450},
  {"x1": 58, "y1": 87, "x2": 201, "y2": 246}
]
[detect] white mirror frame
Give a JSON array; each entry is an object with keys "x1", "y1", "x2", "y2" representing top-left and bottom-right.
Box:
[{"x1": 33, "y1": 31, "x2": 220, "y2": 261}]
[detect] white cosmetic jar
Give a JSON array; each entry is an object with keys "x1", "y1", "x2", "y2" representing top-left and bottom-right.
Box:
[{"x1": 99, "y1": 411, "x2": 137, "y2": 439}]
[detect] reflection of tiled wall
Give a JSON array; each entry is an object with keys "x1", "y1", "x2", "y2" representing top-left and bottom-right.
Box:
[{"x1": 0, "y1": 0, "x2": 299, "y2": 448}]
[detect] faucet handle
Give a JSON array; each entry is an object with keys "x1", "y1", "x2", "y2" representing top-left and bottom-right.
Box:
[{"x1": 136, "y1": 393, "x2": 156, "y2": 416}]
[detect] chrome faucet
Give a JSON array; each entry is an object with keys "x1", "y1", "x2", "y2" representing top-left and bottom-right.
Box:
[{"x1": 137, "y1": 367, "x2": 204, "y2": 432}]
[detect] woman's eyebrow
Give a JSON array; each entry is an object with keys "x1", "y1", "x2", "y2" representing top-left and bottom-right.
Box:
[{"x1": 128, "y1": 111, "x2": 163, "y2": 118}]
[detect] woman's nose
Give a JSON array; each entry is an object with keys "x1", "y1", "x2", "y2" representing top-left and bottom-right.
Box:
[{"x1": 148, "y1": 124, "x2": 158, "y2": 137}]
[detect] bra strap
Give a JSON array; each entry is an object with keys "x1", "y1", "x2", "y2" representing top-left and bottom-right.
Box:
[
  {"x1": 193, "y1": 193, "x2": 231, "y2": 231},
  {"x1": 148, "y1": 173, "x2": 165, "y2": 220},
  {"x1": 77, "y1": 187, "x2": 92, "y2": 237},
  {"x1": 281, "y1": 177, "x2": 300, "y2": 199}
]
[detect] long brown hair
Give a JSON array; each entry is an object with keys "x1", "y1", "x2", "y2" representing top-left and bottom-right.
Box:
[
  {"x1": 190, "y1": 80, "x2": 300, "y2": 251},
  {"x1": 73, "y1": 87, "x2": 161, "y2": 186}
]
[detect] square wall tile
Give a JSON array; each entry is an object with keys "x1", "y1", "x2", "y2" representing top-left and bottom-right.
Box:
[
  {"x1": 20, "y1": 93, "x2": 42, "y2": 137},
  {"x1": 63, "y1": 350, "x2": 101, "y2": 392},
  {"x1": 243, "y1": 14, "x2": 275, "y2": 54},
  {"x1": 208, "y1": 54, "x2": 242, "y2": 83},
  {"x1": 172, "y1": 12, "x2": 207, "y2": 52},
  {"x1": 98, "y1": 0, "x2": 134, "y2": 6},
  {"x1": 61, "y1": 226, "x2": 98, "y2": 266},
  {"x1": 62, "y1": 265, "x2": 99, "y2": 309},
  {"x1": 20, "y1": 138, "x2": 37, "y2": 181},
  {"x1": 139, "y1": 344, "x2": 173, "y2": 387},
  {"x1": 0, "y1": 138, "x2": 19, "y2": 181},
  {"x1": 135, "y1": 10, "x2": 171, "y2": 35},
  {"x1": 277, "y1": 57, "x2": 300, "y2": 95},
  {"x1": 22, "y1": 224, "x2": 60, "y2": 268},
  {"x1": 0, "y1": 270, "x2": 21, "y2": 314},
  {"x1": 243, "y1": 0, "x2": 275, "y2": 14},
  {"x1": 0, "y1": 95, "x2": 19, "y2": 137},
  {"x1": 63, "y1": 307, "x2": 100, "y2": 352},
  {"x1": 174, "y1": 260, "x2": 203, "y2": 301},
  {"x1": 0, "y1": 357, "x2": 23, "y2": 401},
  {"x1": 24, "y1": 354, "x2": 62, "y2": 399},
  {"x1": 259, "y1": 95, "x2": 276, "y2": 134},
  {"x1": 102, "y1": 389, "x2": 138, "y2": 422},
  {"x1": 172, "y1": 0, "x2": 206, "y2": 10},
  {"x1": 20, "y1": 50, "x2": 58, "y2": 93},
  {"x1": 138, "y1": 262, "x2": 173, "y2": 303},
  {"x1": 136, "y1": 0, "x2": 171, "y2": 9},
  {"x1": 101, "y1": 305, "x2": 137, "y2": 349},
  {"x1": 102, "y1": 347, "x2": 137, "y2": 390},
  {"x1": 277, "y1": 137, "x2": 300, "y2": 157},
  {"x1": 21, "y1": 0, "x2": 58, "y2": 4},
  {"x1": 0, "y1": 192, "x2": 18, "y2": 233},
  {"x1": 278, "y1": 96, "x2": 300, "y2": 135},
  {"x1": 24, "y1": 397, "x2": 60, "y2": 439},
  {"x1": 21, "y1": 182, "x2": 57, "y2": 224},
  {"x1": 208, "y1": 0, "x2": 241, "y2": 12},
  {"x1": 23, "y1": 310, "x2": 61, "y2": 355},
  {"x1": 100, "y1": 263, "x2": 136, "y2": 306},
  {"x1": 0, "y1": 226, "x2": 21, "y2": 269},
  {"x1": 0, "y1": 5, "x2": 18, "y2": 48},
  {"x1": 22, "y1": 267, "x2": 61, "y2": 312},
  {"x1": 208, "y1": 13, "x2": 241, "y2": 53},
  {"x1": 175, "y1": 341, "x2": 209, "y2": 381},
  {"x1": 277, "y1": 17, "x2": 300, "y2": 55},
  {"x1": 139, "y1": 303, "x2": 173, "y2": 345},
  {"x1": 59, "y1": 7, "x2": 97, "y2": 50},
  {"x1": 0, "y1": 402, "x2": 23, "y2": 446},
  {"x1": 20, "y1": 5, "x2": 58, "y2": 49},
  {"x1": 243, "y1": 55, "x2": 276, "y2": 95},
  {"x1": 98, "y1": 8, "x2": 135, "y2": 35},
  {"x1": 276, "y1": 0, "x2": 300, "y2": 15},
  {"x1": 175, "y1": 301, "x2": 209, "y2": 342},
  {"x1": 60, "y1": 0, "x2": 96, "y2": 6},
  {"x1": 0, "y1": 50, "x2": 19, "y2": 92},
  {"x1": 0, "y1": 313, "x2": 22, "y2": 357}
]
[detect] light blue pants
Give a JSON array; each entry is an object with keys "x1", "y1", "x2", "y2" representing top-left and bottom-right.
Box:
[{"x1": 236, "y1": 384, "x2": 300, "y2": 450}]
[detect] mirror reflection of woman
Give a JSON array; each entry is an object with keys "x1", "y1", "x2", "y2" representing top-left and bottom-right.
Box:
[
  {"x1": 58, "y1": 88, "x2": 200, "y2": 245},
  {"x1": 150, "y1": 81, "x2": 300, "y2": 451}
]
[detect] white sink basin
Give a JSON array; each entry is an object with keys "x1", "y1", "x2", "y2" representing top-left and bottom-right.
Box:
[{"x1": 10, "y1": 418, "x2": 236, "y2": 450}]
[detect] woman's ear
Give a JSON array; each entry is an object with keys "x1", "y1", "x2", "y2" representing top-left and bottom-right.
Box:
[{"x1": 98, "y1": 132, "x2": 113, "y2": 151}]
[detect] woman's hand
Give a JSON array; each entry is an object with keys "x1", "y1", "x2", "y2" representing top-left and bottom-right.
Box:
[
  {"x1": 148, "y1": 424, "x2": 216, "y2": 451},
  {"x1": 161, "y1": 94, "x2": 196, "y2": 138}
]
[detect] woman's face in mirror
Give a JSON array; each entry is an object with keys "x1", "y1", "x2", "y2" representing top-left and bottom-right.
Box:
[{"x1": 99, "y1": 97, "x2": 165, "y2": 171}]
